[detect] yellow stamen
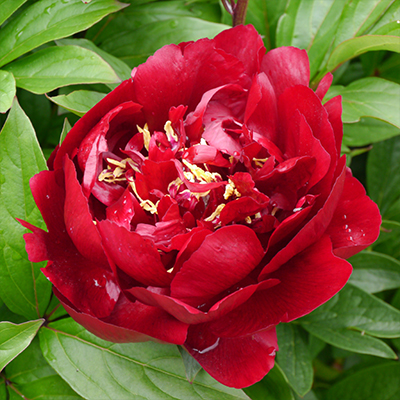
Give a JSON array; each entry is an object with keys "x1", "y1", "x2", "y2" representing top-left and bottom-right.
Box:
[
  {"x1": 271, "y1": 206, "x2": 279, "y2": 216},
  {"x1": 182, "y1": 159, "x2": 219, "y2": 184},
  {"x1": 223, "y1": 179, "x2": 241, "y2": 200},
  {"x1": 129, "y1": 181, "x2": 158, "y2": 214},
  {"x1": 204, "y1": 204, "x2": 225, "y2": 222},
  {"x1": 253, "y1": 157, "x2": 268, "y2": 168},
  {"x1": 137, "y1": 124, "x2": 151, "y2": 151},
  {"x1": 245, "y1": 216, "x2": 252, "y2": 224},
  {"x1": 164, "y1": 121, "x2": 178, "y2": 142}
]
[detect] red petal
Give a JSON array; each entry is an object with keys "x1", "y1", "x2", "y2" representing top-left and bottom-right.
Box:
[
  {"x1": 43, "y1": 260, "x2": 119, "y2": 319},
  {"x1": 282, "y1": 110, "x2": 331, "y2": 190},
  {"x1": 106, "y1": 187, "x2": 137, "y2": 230},
  {"x1": 97, "y1": 220, "x2": 172, "y2": 287},
  {"x1": 315, "y1": 73, "x2": 333, "y2": 100},
  {"x1": 220, "y1": 197, "x2": 267, "y2": 225},
  {"x1": 63, "y1": 156, "x2": 108, "y2": 267},
  {"x1": 171, "y1": 225, "x2": 264, "y2": 307},
  {"x1": 56, "y1": 290, "x2": 188, "y2": 345},
  {"x1": 184, "y1": 325, "x2": 277, "y2": 388},
  {"x1": 326, "y1": 171, "x2": 381, "y2": 258},
  {"x1": 278, "y1": 85, "x2": 338, "y2": 195},
  {"x1": 54, "y1": 80, "x2": 142, "y2": 170},
  {"x1": 324, "y1": 95, "x2": 343, "y2": 158},
  {"x1": 245, "y1": 72, "x2": 278, "y2": 144},
  {"x1": 262, "y1": 47, "x2": 310, "y2": 98},
  {"x1": 23, "y1": 169, "x2": 84, "y2": 265},
  {"x1": 127, "y1": 282, "x2": 271, "y2": 325},
  {"x1": 260, "y1": 157, "x2": 347, "y2": 279},
  {"x1": 133, "y1": 39, "x2": 244, "y2": 132},
  {"x1": 208, "y1": 235, "x2": 352, "y2": 338},
  {"x1": 213, "y1": 24, "x2": 265, "y2": 77}
]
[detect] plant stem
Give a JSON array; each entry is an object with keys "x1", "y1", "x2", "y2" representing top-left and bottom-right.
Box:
[{"x1": 233, "y1": 0, "x2": 249, "y2": 26}]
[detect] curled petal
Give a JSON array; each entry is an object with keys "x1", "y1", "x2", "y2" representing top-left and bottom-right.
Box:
[
  {"x1": 63, "y1": 156, "x2": 108, "y2": 267},
  {"x1": 326, "y1": 171, "x2": 381, "y2": 258},
  {"x1": 171, "y1": 225, "x2": 265, "y2": 307},
  {"x1": 184, "y1": 325, "x2": 277, "y2": 388},
  {"x1": 209, "y1": 235, "x2": 352, "y2": 338},
  {"x1": 56, "y1": 290, "x2": 188, "y2": 345},
  {"x1": 98, "y1": 220, "x2": 172, "y2": 287},
  {"x1": 262, "y1": 47, "x2": 310, "y2": 98}
]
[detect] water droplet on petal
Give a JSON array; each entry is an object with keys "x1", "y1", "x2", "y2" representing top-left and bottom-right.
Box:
[
  {"x1": 343, "y1": 224, "x2": 348, "y2": 229},
  {"x1": 343, "y1": 214, "x2": 347, "y2": 220}
]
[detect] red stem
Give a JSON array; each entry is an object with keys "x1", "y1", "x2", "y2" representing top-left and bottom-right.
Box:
[{"x1": 233, "y1": 0, "x2": 249, "y2": 26}]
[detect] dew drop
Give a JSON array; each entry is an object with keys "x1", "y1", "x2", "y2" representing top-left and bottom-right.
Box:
[
  {"x1": 123, "y1": 199, "x2": 127, "y2": 204},
  {"x1": 17, "y1": 31, "x2": 24, "y2": 38},
  {"x1": 346, "y1": 228, "x2": 352, "y2": 233},
  {"x1": 127, "y1": 208, "x2": 132, "y2": 213},
  {"x1": 347, "y1": 236, "x2": 353, "y2": 241},
  {"x1": 46, "y1": 195, "x2": 50, "y2": 199},
  {"x1": 343, "y1": 224, "x2": 348, "y2": 230},
  {"x1": 343, "y1": 214, "x2": 347, "y2": 220}
]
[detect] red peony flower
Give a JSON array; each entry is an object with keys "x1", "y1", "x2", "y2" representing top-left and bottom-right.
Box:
[{"x1": 20, "y1": 25, "x2": 381, "y2": 388}]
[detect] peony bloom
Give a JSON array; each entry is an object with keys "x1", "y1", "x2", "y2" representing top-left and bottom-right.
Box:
[{"x1": 20, "y1": 25, "x2": 381, "y2": 388}]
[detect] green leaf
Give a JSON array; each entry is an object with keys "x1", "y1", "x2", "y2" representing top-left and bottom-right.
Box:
[
  {"x1": 245, "y1": 0, "x2": 288, "y2": 50},
  {"x1": 325, "y1": 362, "x2": 400, "y2": 400},
  {"x1": 299, "y1": 284, "x2": 400, "y2": 358},
  {"x1": 0, "y1": 70, "x2": 15, "y2": 114},
  {"x1": 0, "y1": 378, "x2": 5, "y2": 400},
  {"x1": 59, "y1": 117, "x2": 72, "y2": 145},
  {"x1": 349, "y1": 251, "x2": 400, "y2": 293},
  {"x1": 276, "y1": 0, "x2": 349, "y2": 77},
  {"x1": 39, "y1": 318, "x2": 249, "y2": 400},
  {"x1": 0, "y1": 319, "x2": 43, "y2": 371},
  {"x1": 48, "y1": 90, "x2": 106, "y2": 117},
  {"x1": 343, "y1": 117, "x2": 400, "y2": 147},
  {"x1": 243, "y1": 364, "x2": 294, "y2": 400},
  {"x1": 88, "y1": 1, "x2": 222, "y2": 45},
  {"x1": 56, "y1": 38, "x2": 132, "y2": 84},
  {"x1": 0, "y1": 0, "x2": 28, "y2": 26},
  {"x1": 373, "y1": 220, "x2": 400, "y2": 259},
  {"x1": 0, "y1": 98, "x2": 51, "y2": 320},
  {"x1": 4, "y1": 337, "x2": 83, "y2": 399},
  {"x1": 98, "y1": 17, "x2": 230, "y2": 68},
  {"x1": 325, "y1": 78, "x2": 400, "y2": 129},
  {"x1": 327, "y1": 35, "x2": 400, "y2": 72},
  {"x1": 178, "y1": 346, "x2": 202, "y2": 384},
  {"x1": 276, "y1": 324, "x2": 313, "y2": 397},
  {"x1": 379, "y1": 53, "x2": 400, "y2": 84},
  {"x1": 0, "y1": 0, "x2": 128, "y2": 68},
  {"x1": 3, "y1": 45, "x2": 120, "y2": 94},
  {"x1": 367, "y1": 136, "x2": 400, "y2": 217},
  {"x1": 333, "y1": 0, "x2": 396, "y2": 48},
  {"x1": 365, "y1": 0, "x2": 400, "y2": 35},
  {"x1": 17, "y1": 90, "x2": 52, "y2": 145}
]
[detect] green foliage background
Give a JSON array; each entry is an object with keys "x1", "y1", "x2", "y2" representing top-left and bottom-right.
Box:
[{"x1": 0, "y1": 1, "x2": 400, "y2": 399}]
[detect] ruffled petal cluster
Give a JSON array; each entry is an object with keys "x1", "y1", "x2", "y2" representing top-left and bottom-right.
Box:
[{"x1": 21, "y1": 25, "x2": 381, "y2": 388}]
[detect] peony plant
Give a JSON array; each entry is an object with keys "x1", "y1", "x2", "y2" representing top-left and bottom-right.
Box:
[
  {"x1": 1, "y1": 1, "x2": 399, "y2": 399},
  {"x1": 20, "y1": 25, "x2": 380, "y2": 388}
]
